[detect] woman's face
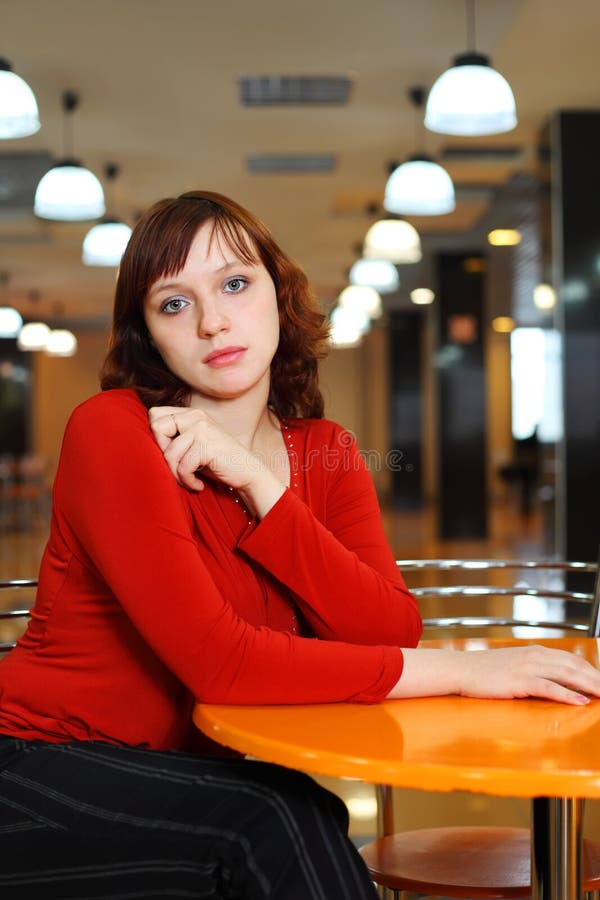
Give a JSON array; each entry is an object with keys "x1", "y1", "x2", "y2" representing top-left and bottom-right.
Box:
[{"x1": 144, "y1": 221, "x2": 280, "y2": 406}]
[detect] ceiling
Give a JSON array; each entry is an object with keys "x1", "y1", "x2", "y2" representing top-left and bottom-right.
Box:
[{"x1": 2, "y1": 0, "x2": 600, "y2": 325}]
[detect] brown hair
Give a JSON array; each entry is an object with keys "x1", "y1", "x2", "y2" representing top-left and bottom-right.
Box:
[{"x1": 100, "y1": 190, "x2": 330, "y2": 418}]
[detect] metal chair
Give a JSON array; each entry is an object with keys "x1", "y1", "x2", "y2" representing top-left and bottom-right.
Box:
[
  {"x1": 0, "y1": 578, "x2": 36, "y2": 655},
  {"x1": 359, "y1": 557, "x2": 600, "y2": 900}
]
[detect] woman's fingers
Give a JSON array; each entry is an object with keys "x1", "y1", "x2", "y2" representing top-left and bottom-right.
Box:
[
  {"x1": 460, "y1": 645, "x2": 600, "y2": 704},
  {"x1": 148, "y1": 406, "x2": 181, "y2": 452}
]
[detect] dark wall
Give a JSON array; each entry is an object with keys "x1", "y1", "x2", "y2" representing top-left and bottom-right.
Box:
[
  {"x1": 0, "y1": 341, "x2": 31, "y2": 455},
  {"x1": 436, "y1": 253, "x2": 488, "y2": 539},
  {"x1": 554, "y1": 112, "x2": 600, "y2": 562},
  {"x1": 388, "y1": 311, "x2": 423, "y2": 510}
]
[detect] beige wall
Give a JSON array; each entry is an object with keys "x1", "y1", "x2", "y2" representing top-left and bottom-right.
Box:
[
  {"x1": 486, "y1": 329, "x2": 513, "y2": 501},
  {"x1": 320, "y1": 324, "x2": 391, "y2": 499},
  {"x1": 32, "y1": 330, "x2": 110, "y2": 473}
]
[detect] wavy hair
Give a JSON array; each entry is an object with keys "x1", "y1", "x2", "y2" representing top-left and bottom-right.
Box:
[{"x1": 100, "y1": 190, "x2": 330, "y2": 418}]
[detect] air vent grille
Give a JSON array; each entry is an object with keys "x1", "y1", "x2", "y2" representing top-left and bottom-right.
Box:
[
  {"x1": 0, "y1": 152, "x2": 53, "y2": 211},
  {"x1": 441, "y1": 145, "x2": 523, "y2": 163},
  {"x1": 239, "y1": 76, "x2": 352, "y2": 106},
  {"x1": 247, "y1": 154, "x2": 336, "y2": 174}
]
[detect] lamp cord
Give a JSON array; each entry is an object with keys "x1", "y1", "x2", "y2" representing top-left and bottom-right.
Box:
[
  {"x1": 63, "y1": 110, "x2": 73, "y2": 159},
  {"x1": 466, "y1": 0, "x2": 476, "y2": 52}
]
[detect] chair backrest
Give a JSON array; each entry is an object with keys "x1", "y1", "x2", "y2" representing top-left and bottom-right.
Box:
[
  {"x1": 0, "y1": 579, "x2": 37, "y2": 654},
  {"x1": 396, "y1": 556, "x2": 600, "y2": 638}
]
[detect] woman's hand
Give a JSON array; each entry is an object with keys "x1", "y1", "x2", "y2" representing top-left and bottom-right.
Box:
[
  {"x1": 389, "y1": 645, "x2": 600, "y2": 706},
  {"x1": 148, "y1": 406, "x2": 285, "y2": 518}
]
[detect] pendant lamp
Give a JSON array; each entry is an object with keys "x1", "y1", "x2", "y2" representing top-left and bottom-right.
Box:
[
  {"x1": 349, "y1": 258, "x2": 399, "y2": 294},
  {"x1": 410, "y1": 288, "x2": 435, "y2": 306},
  {"x1": 46, "y1": 328, "x2": 77, "y2": 357},
  {"x1": 425, "y1": 0, "x2": 517, "y2": 136},
  {"x1": 17, "y1": 321, "x2": 50, "y2": 350},
  {"x1": 338, "y1": 285, "x2": 382, "y2": 319},
  {"x1": 329, "y1": 305, "x2": 369, "y2": 348},
  {"x1": 82, "y1": 164, "x2": 132, "y2": 266},
  {"x1": 0, "y1": 273, "x2": 23, "y2": 337},
  {"x1": 0, "y1": 306, "x2": 23, "y2": 337},
  {"x1": 363, "y1": 219, "x2": 421, "y2": 265},
  {"x1": 34, "y1": 91, "x2": 105, "y2": 221},
  {"x1": 385, "y1": 87, "x2": 455, "y2": 216},
  {"x1": 0, "y1": 58, "x2": 40, "y2": 138}
]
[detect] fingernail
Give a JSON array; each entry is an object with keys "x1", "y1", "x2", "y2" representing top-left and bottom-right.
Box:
[{"x1": 574, "y1": 694, "x2": 590, "y2": 704}]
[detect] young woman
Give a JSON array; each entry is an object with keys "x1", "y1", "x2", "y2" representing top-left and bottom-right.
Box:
[{"x1": 0, "y1": 190, "x2": 598, "y2": 899}]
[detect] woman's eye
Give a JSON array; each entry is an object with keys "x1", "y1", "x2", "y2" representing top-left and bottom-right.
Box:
[
  {"x1": 224, "y1": 277, "x2": 248, "y2": 294},
  {"x1": 161, "y1": 297, "x2": 188, "y2": 314}
]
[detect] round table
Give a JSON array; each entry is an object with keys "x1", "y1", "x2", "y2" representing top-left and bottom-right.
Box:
[{"x1": 194, "y1": 636, "x2": 600, "y2": 900}]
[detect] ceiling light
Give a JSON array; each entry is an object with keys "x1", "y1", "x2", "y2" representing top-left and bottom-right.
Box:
[
  {"x1": 331, "y1": 304, "x2": 370, "y2": 334},
  {"x1": 46, "y1": 329, "x2": 77, "y2": 357},
  {"x1": 425, "y1": 1, "x2": 517, "y2": 136},
  {"x1": 410, "y1": 288, "x2": 435, "y2": 305},
  {"x1": 384, "y1": 87, "x2": 455, "y2": 216},
  {"x1": 533, "y1": 283, "x2": 556, "y2": 311},
  {"x1": 0, "y1": 306, "x2": 23, "y2": 337},
  {"x1": 82, "y1": 164, "x2": 132, "y2": 265},
  {"x1": 349, "y1": 257, "x2": 400, "y2": 294},
  {"x1": 0, "y1": 58, "x2": 40, "y2": 138},
  {"x1": 363, "y1": 219, "x2": 421, "y2": 264},
  {"x1": 17, "y1": 321, "x2": 50, "y2": 350},
  {"x1": 329, "y1": 304, "x2": 369, "y2": 347},
  {"x1": 339, "y1": 285, "x2": 382, "y2": 319},
  {"x1": 492, "y1": 316, "x2": 515, "y2": 333},
  {"x1": 487, "y1": 228, "x2": 521, "y2": 246},
  {"x1": 385, "y1": 156, "x2": 456, "y2": 216},
  {"x1": 34, "y1": 90, "x2": 105, "y2": 221},
  {"x1": 349, "y1": 258, "x2": 399, "y2": 293},
  {"x1": 83, "y1": 221, "x2": 132, "y2": 266}
]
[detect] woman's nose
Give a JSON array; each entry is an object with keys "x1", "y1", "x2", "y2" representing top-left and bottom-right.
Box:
[{"x1": 197, "y1": 302, "x2": 229, "y2": 338}]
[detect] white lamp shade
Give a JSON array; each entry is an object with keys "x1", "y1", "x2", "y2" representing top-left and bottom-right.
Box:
[
  {"x1": 410, "y1": 288, "x2": 435, "y2": 305},
  {"x1": 349, "y1": 258, "x2": 399, "y2": 293},
  {"x1": 533, "y1": 283, "x2": 556, "y2": 311},
  {"x1": 34, "y1": 161, "x2": 106, "y2": 221},
  {"x1": 338, "y1": 285, "x2": 382, "y2": 319},
  {"x1": 0, "y1": 66, "x2": 40, "y2": 138},
  {"x1": 425, "y1": 53, "x2": 517, "y2": 137},
  {"x1": 83, "y1": 220, "x2": 133, "y2": 266},
  {"x1": 384, "y1": 157, "x2": 456, "y2": 216},
  {"x1": 46, "y1": 329, "x2": 77, "y2": 356},
  {"x1": 0, "y1": 306, "x2": 23, "y2": 337},
  {"x1": 329, "y1": 305, "x2": 368, "y2": 348},
  {"x1": 17, "y1": 321, "x2": 50, "y2": 350},
  {"x1": 363, "y1": 219, "x2": 422, "y2": 264}
]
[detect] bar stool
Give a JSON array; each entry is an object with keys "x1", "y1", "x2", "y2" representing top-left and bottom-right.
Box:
[{"x1": 359, "y1": 556, "x2": 600, "y2": 900}]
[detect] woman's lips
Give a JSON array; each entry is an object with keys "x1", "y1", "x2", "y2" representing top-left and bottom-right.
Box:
[{"x1": 203, "y1": 347, "x2": 247, "y2": 367}]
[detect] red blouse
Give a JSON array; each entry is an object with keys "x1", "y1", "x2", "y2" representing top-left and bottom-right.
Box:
[{"x1": 0, "y1": 389, "x2": 422, "y2": 750}]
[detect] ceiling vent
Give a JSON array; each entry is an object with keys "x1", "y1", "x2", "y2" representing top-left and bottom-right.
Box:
[
  {"x1": 0, "y1": 151, "x2": 53, "y2": 215},
  {"x1": 247, "y1": 154, "x2": 336, "y2": 174},
  {"x1": 239, "y1": 76, "x2": 352, "y2": 106},
  {"x1": 440, "y1": 145, "x2": 524, "y2": 163}
]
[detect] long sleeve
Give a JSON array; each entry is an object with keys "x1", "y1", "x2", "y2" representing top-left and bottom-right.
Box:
[
  {"x1": 238, "y1": 423, "x2": 422, "y2": 646},
  {"x1": 54, "y1": 391, "x2": 404, "y2": 705}
]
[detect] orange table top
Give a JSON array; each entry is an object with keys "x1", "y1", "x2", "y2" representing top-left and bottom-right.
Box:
[{"x1": 193, "y1": 637, "x2": 600, "y2": 798}]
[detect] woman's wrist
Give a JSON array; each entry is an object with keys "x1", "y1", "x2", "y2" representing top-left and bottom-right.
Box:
[
  {"x1": 387, "y1": 648, "x2": 462, "y2": 699},
  {"x1": 238, "y1": 468, "x2": 287, "y2": 520}
]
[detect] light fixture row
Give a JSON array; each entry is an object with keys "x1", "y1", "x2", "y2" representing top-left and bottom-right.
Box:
[
  {"x1": 0, "y1": 309, "x2": 77, "y2": 356},
  {"x1": 0, "y1": 79, "x2": 132, "y2": 266}
]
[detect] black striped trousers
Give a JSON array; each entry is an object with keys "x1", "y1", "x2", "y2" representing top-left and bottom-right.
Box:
[{"x1": 0, "y1": 735, "x2": 378, "y2": 899}]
